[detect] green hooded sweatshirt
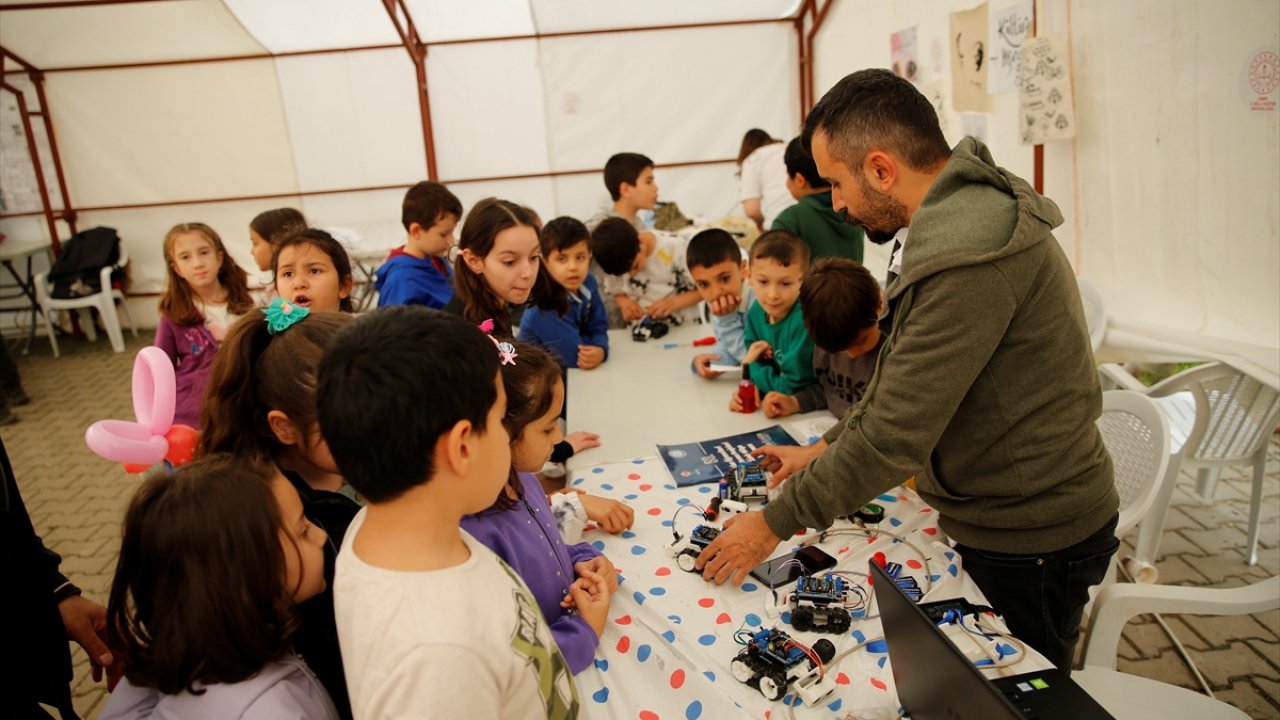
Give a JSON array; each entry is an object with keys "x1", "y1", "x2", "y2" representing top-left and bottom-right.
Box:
[
  {"x1": 763, "y1": 138, "x2": 1117, "y2": 554},
  {"x1": 771, "y1": 190, "x2": 865, "y2": 263}
]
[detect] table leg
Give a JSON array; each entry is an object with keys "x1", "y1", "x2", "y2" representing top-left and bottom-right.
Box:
[{"x1": 2, "y1": 257, "x2": 43, "y2": 355}]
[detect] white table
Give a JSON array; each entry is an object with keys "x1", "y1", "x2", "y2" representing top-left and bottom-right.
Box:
[
  {"x1": 0, "y1": 237, "x2": 54, "y2": 354},
  {"x1": 566, "y1": 322, "x2": 836, "y2": 470}
]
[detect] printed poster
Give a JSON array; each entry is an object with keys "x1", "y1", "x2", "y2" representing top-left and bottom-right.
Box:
[
  {"x1": 1018, "y1": 33, "x2": 1076, "y2": 144},
  {"x1": 920, "y1": 80, "x2": 950, "y2": 134},
  {"x1": 988, "y1": 0, "x2": 1033, "y2": 94},
  {"x1": 657, "y1": 425, "x2": 798, "y2": 487},
  {"x1": 891, "y1": 26, "x2": 920, "y2": 82},
  {"x1": 950, "y1": 3, "x2": 991, "y2": 112}
]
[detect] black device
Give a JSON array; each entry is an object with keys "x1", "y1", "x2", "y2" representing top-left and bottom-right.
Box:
[
  {"x1": 869, "y1": 561, "x2": 1114, "y2": 720},
  {"x1": 749, "y1": 546, "x2": 838, "y2": 586},
  {"x1": 631, "y1": 316, "x2": 670, "y2": 342}
]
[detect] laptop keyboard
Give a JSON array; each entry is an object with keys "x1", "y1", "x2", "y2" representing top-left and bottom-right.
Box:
[{"x1": 999, "y1": 685, "x2": 1039, "y2": 719}]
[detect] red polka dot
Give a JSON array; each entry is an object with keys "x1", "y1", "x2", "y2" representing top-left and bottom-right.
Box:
[
  {"x1": 697, "y1": 598, "x2": 715, "y2": 608},
  {"x1": 615, "y1": 615, "x2": 632, "y2": 625},
  {"x1": 716, "y1": 612, "x2": 732, "y2": 624},
  {"x1": 871, "y1": 677, "x2": 887, "y2": 691},
  {"x1": 628, "y1": 473, "x2": 641, "y2": 480},
  {"x1": 906, "y1": 559, "x2": 923, "y2": 569},
  {"x1": 873, "y1": 551, "x2": 886, "y2": 566},
  {"x1": 640, "y1": 712, "x2": 659, "y2": 720},
  {"x1": 898, "y1": 494, "x2": 908, "y2": 501},
  {"x1": 838, "y1": 546, "x2": 850, "y2": 554},
  {"x1": 639, "y1": 483, "x2": 653, "y2": 491},
  {"x1": 923, "y1": 527, "x2": 938, "y2": 535},
  {"x1": 616, "y1": 636, "x2": 631, "y2": 653},
  {"x1": 655, "y1": 566, "x2": 671, "y2": 576},
  {"x1": 919, "y1": 507, "x2": 933, "y2": 513},
  {"x1": 794, "y1": 529, "x2": 807, "y2": 537},
  {"x1": 867, "y1": 536, "x2": 877, "y2": 544},
  {"x1": 647, "y1": 507, "x2": 662, "y2": 516},
  {"x1": 670, "y1": 669, "x2": 685, "y2": 689},
  {"x1": 835, "y1": 672, "x2": 851, "y2": 685}
]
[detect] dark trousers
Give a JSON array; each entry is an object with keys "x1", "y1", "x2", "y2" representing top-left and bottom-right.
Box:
[
  {"x1": 0, "y1": 340, "x2": 22, "y2": 412},
  {"x1": 954, "y1": 513, "x2": 1119, "y2": 672}
]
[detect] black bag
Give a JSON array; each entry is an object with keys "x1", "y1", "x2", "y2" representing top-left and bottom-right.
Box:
[{"x1": 47, "y1": 226, "x2": 121, "y2": 299}]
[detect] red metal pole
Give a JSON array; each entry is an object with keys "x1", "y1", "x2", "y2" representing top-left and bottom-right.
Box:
[
  {"x1": 1, "y1": 80, "x2": 60, "y2": 250},
  {"x1": 3, "y1": 47, "x2": 77, "y2": 235},
  {"x1": 807, "y1": 0, "x2": 834, "y2": 115},
  {"x1": 1032, "y1": 0, "x2": 1044, "y2": 194},
  {"x1": 383, "y1": 0, "x2": 437, "y2": 180}
]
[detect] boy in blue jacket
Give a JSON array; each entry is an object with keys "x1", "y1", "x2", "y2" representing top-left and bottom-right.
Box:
[
  {"x1": 375, "y1": 181, "x2": 462, "y2": 309},
  {"x1": 520, "y1": 216, "x2": 609, "y2": 369}
]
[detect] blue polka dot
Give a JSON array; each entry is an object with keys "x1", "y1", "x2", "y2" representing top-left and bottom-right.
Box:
[
  {"x1": 637, "y1": 644, "x2": 652, "y2": 662},
  {"x1": 662, "y1": 630, "x2": 676, "y2": 642},
  {"x1": 828, "y1": 698, "x2": 843, "y2": 712},
  {"x1": 601, "y1": 483, "x2": 614, "y2": 491},
  {"x1": 616, "y1": 574, "x2": 626, "y2": 586},
  {"x1": 621, "y1": 530, "x2": 636, "y2": 539},
  {"x1": 782, "y1": 694, "x2": 796, "y2": 706},
  {"x1": 668, "y1": 614, "x2": 682, "y2": 624},
  {"x1": 592, "y1": 540, "x2": 605, "y2": 551},
  {"x1": 878, "y1": 656, "x2": 887, "y2": 668},
  {"x1": 685, "y1": 701, "x2": 703, "y2": 720},
  {"x1": 676, "y1": 497, "x2": 691, "y2": 506},
  {"x1": 592, "y1": 687, "x2": 609, "y2": 703},
  {"x1": 741, "y1": 582, "x2": 759, "y2": 592},
  {"x1": 594, "y1": 658, "x2": 609, "y2": 671},
  {"x1": 996, "y1": 643, "x2": 1016, "y2": 659},
  {"x1": 633, "y1": 458, "x2": 645, "y2": 464},
  {"x1": 664, "y1": 483, "x2": 676, "y2": 490},
  {"x1": 650, "y1": 586, "x2": 667, "y2": 596},
  {"x1": 592, "y1": 467, "x2": 604, "y2": 474},
  {"x1": 572, "y1": 478, "x2": 585, "y2": 486},
  {"x1": 781, "y1": 612, "x2": 792, "y2": 624},
  {"x1": 876, "y1": 493, "x2": 898, "y2": 502},
  {"x1": 974, "y1": 658, "x2": 993, "y2": 667},
  {"x1": 703, "y1": 670, "x2": 716, "y2": 682},
  {"x1": 624, "y1": 494, "x2": 638, "y2": 500},
  {"x1": 931, "y1": 574, "x2": 942, "y2": 582},
  {"x1": 633, "y1": 591, "x2": 646, "y2": 605},
  {"x1": 697, "y1": 485, "x2": 712, "y2": 494},
  {"x1": 948, "y1": 564, "x2": 958, "y2": 577},
  {"x1": 631, "y1": 545, "x2": 647, "y2": 555},
  {"x1": 851, "y1": 608, "x2": 866, "y2": 619},
  {"x1": 866, "y1": 639, "x2": 888, "y2": 653},
  {"x1": 853, "y1": 630, "x2": 866, "y2": 643},
  {"x1": 944, "y1": 551, "x2": 955, "y2": 561},
  {"x1": 698, "y1": 634, "x2": 716, "y2": 646},
  {"x1": 889, "y1": 517, "x2": 903, "y2": 527},
  {"x1": 745, "y1": 613, "x2": 762, "y2": 627}
]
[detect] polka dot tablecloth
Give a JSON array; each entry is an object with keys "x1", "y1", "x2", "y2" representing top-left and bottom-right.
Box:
[{"x1": 567, "y1": 456, "x2": 1050, "y2": 720}]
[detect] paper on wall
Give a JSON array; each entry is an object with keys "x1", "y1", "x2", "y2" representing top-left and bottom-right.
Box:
[
  {"x1": 891, "y1": 26, "x2": 920, "y2": 82},
  {"x1": 1018, "y1": 33, "x2": 1076, "y2": 144},
  {"x1": 988, "y1": 0, "x2": 1033, "y2": 94},
  {"x1": 949, "y1": 3, "x2": 990, "y2": 112}
]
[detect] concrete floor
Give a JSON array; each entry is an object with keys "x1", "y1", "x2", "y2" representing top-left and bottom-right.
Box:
[{"x1": 5, "y1": 331, "x2": 1278, "y2": 719}]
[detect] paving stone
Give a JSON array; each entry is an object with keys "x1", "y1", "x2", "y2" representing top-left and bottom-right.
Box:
[
  {"x1": 1154, "y1": 554, "x2": 1212, "y2": 585},
  {"x1": 1188, "y1": 641, "x2": 1277, "y2": 689},
  {"x1": 1179, "y1": 502, "x2": 1250, "y2": 533},
  {"x1": 1183, "y1": 614, "x2": 1279, "y2": 650},
  {"x1": 1121, "y1": 617, "x2": 1179, "y2": 657},
  {"x1": 1117, "y1": 650, "x2": 1201, "y2": 690},
  {"x1": 1253, "y1": 675, "x2": 1280, "y2": 713},
  {"x1": 1214, "y1": 680, "x2": 1280, "y2": 719},
  {"x1": 1183, "y1": 525, "x2": 1252, "y2": 556},
  {"x1": 1183, "y1": 550, "x2": 1256, "y2": 585},
  {"x1": 1151, "y1": 529, "x2": 1209, "y2": 561}
]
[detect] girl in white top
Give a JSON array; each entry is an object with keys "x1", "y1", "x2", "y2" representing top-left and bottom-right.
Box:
[{"x1": 738, "y1": 129, "x2": 797, "y2": 230}]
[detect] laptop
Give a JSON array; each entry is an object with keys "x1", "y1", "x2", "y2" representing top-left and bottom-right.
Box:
[{"x1": 869, "y1": 561, "x2": 1114, "y2": 720}]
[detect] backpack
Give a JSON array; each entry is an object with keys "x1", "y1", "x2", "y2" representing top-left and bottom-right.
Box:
[{"x1": 47, "y1": 226, "x2": 122, "y2": 299}]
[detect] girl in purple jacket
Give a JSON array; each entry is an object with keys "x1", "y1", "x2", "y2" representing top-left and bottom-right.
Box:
[
  {"x1": 155, "y1": 223, "x2": 254, "y2": 428},
  {"x1": 461, "y1": 340, "x2": 629, "y2": 674}
]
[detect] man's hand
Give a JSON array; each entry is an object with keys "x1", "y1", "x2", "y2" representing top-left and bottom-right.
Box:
[
  {"x1": 617, "y1": 296, "x2": 644, "y2": 322},
  {"x1": 59, "y1": 594, "x2": 123, "y2": 690},
  {"x1": 579, "y1": 494, "x2": 635, "y2": 534},
  {"x1": 743, "y1": 340, "x2": 772, "y2": 365},
  {"x1": 753, "y1": 440, "x2": 827, "y2": 486},
  {"x1": 577, "y1": 345, "x2": 605, "y2": 370},
  {"x1": 564, "y1": 431, "x2": 601, "y2": 454},
  {"x1": 574, "y1": 556, "x2": 619, "y2": 593},
  {"x1": 708, "y1": 292, "x2": 741, "y2": 317},
  {"x1": 694, "y1": 353, "x2": 723, "y2": 379},
  {"x1": 694, "y1": 511, "x2": 781, "y2": 587},
  {"x1": 761, "y1": 391, "x2": 800, "y2": 419}
]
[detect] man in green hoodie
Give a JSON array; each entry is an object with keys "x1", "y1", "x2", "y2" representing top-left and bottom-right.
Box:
[
  {"x1": 772, "y1": 136, "x2": 865, "y2": 263},
  {"x1": 696, "y1": 69, "x2": 1118, "y2": 672}
]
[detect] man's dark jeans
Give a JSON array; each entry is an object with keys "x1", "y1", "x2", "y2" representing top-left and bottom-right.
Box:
[{"x1": 954, "y1": 513, "x2": 1119, "y2": 672}]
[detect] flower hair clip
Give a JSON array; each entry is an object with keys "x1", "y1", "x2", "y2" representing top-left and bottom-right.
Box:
[
  {"x1": 477, "y1": 318, "x2": 517, "y2": 366},
  {"x1": 263, "y1": 296, "x2": 310, "y2": 335}
]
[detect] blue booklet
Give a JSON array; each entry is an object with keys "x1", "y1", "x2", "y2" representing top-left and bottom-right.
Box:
[{"x1": 657, "y1": 425, "x2": 799, "y2": 487}]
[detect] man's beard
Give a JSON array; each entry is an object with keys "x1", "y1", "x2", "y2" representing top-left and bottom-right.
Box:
[{"x1": 839, "y1": 174, "x2": 909, "y2": 245}]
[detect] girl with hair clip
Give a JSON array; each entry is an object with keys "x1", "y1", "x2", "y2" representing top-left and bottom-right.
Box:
[
  {"x1": 99, "y1": 455, "x2": 338, "y2": 720},
  {"x1": 461, "y1": 340, "x2": 634, "y2": 674},
  {"x1": 272, "y1": 228, "x2": 355, "y2": 314},
  {"x1": 196, "y1": 300, "x2": 358, "y2": 720},
  {"x1": 249, "y1": 207, "x2": 307, "y2": 273},
  {"x1": 156, "y1": 222, "x2": 255, "y2": 428}
]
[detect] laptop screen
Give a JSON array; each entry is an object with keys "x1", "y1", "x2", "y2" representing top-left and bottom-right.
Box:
[{"x1": 869, "y1": 560, "x2": 1023, "y2": 720}]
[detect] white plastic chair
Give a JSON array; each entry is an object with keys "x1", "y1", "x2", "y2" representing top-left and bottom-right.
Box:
[
  {"x1": 1101, "y1": 362, "x2": 1279, "y2": 568},
  {"x1": 1074, "y1": 575, "x2": 1280, "y2": 719},
  {"x1": 1078, "y1": 277, "x2": 1107, "y2": 353},
  {"x1": 33, "y1": 242, "x2": 137, "y2": 358}
]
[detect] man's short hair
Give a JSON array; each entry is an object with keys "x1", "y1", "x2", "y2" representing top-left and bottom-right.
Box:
[
  {"x1": 540, "y1": 216, "x2": 591, "y2": 256},
  {"x1": 686, "y1": 229, "x2": 741, "y2": 271},
  {"x1": 316, "y1": 306, "x2": 499, "y2": 503},
  {"x1": 402, "y1": 181, "x2": 463, "y2": 233},
  {"x1": 802, "y1": 69, "x2": 951, "y2": 173},
  {"x1": 589, "y1": 217, "x2": 641, "y2": 275},
  {"x1": 800, "y1": 258, "x2": 882, "y2": 352},
  {"x1": 603, "y1": 153, "x2": 654, "y2": 201},
  {"x1": 783, "y1": 136, "x2": 827, "y2": 189},
  {"x1": 749, "y1": 230, "x2": 810, "y2": 269}
]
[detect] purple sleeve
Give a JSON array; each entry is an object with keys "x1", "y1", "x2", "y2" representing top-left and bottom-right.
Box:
[
  {"x1": 153, "y1": 316, "x2": 178, "y2": 364},
  {"x1": 550, "y1": 613, "x2": 601, "y2": 675},
  {"x1": 567, "y1": 540, "x2": 601, "y2": 566}
]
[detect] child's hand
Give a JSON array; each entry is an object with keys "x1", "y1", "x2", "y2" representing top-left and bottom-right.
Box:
[
  {"x1": 762, "y1": 391, "x2": 800, "y2": 418},
  {"x1": 743, "y1": 340, "x2": 772, "y2": 364},
  {"x1": 617, "y1": 296, "x2": 645, "y2": 322},
  {"x1": 708, "y1": 292, "x2": 741, "y2": 316},
  {"x1": 575, "y1": 556, "x2": 619, "y2": 593},
  {"x1": 577, "y1": 345, "x2": 606, "y2": 369},
  {"x1": 645, "y1": 297, "x2": 676, "y2": 319},
  {"x1": 580, "y1": 494, "x2": 634, "y2": 534},
  {"x1": 694, "y1": 353, "x2": 724, "y2": 379},
  {"x1": 729, "y1": 385, "x2": 758, "y2": 413},
  {"x1": 564, "y1": 570, "x2": 612, "y2": 638},
  {"x1": 565, "y1": 431, "x2": 601, "y2": 454}
]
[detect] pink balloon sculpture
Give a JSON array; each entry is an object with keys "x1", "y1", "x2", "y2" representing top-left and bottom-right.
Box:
[{"x1": 84, "y1": 346, "x2": 196, "y2": 471}]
